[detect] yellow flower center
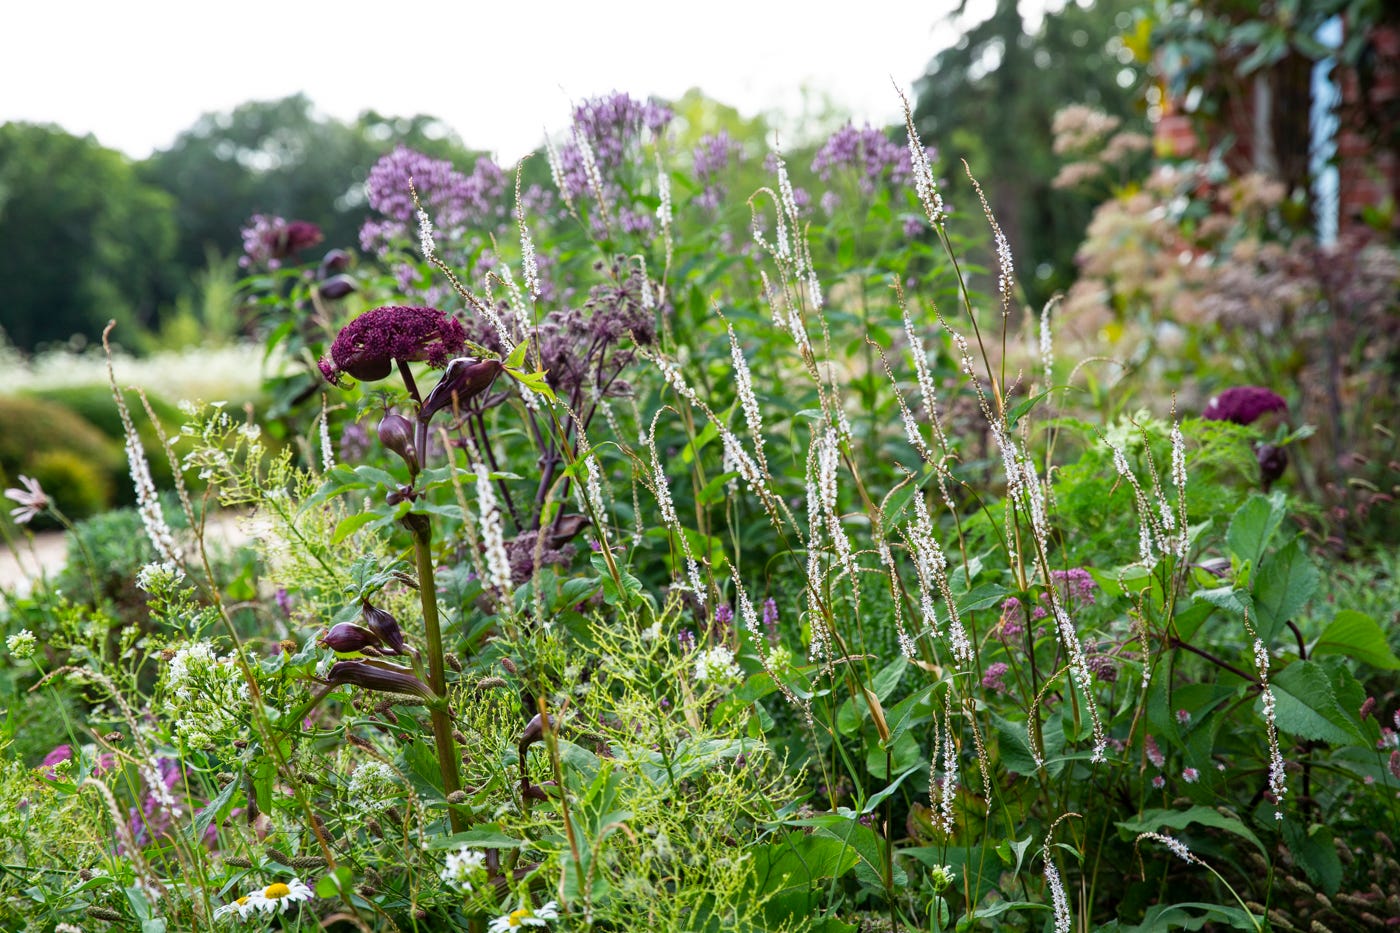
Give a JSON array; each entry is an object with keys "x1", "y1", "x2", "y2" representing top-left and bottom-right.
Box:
[
  {"x1": 264, "y1": 882, "x2": 292, "y2": 899},
  {"x1": 235, "y1": 896, "x2": 250, "y2": 906},
  {"x1": 508, "y1": 908, "x2": 532, "y2": 927}
]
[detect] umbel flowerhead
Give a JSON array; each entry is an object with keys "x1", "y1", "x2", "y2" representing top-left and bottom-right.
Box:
[{"x1": 319, "y1": 305, "x2": 467, "y2": 385}]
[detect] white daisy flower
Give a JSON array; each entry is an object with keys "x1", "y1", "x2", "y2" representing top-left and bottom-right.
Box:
[
  {"x1": 246, "y1": 877, "x2": 314, "y2": 914},
  {"x1": 213, "y1": 893, "x2": 259, "y2": 921},
  {"x1": 488, "y1": 900, "x2": 560, "y2": 931}
]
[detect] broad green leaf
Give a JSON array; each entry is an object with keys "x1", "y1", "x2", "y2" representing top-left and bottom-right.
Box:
[
  {"x1": 862, "y1": 764, "x2": 922, "y2": 814},
  {"x1": 1226, "y1": 492, "x2": 1286, "y2": 571},
  {"x1": 1251, "y1": 537, "x2": 1317, "y2": 645},
  {"x1": 1282, "y1": 821, "x2": 1342, "y2": 896},
  {"x1": 188, "y1": 768, "x2": 241, "y2": 844},
  {"x1": 1268, "y1": 661, "x2": 1363, "y2": 745},
  {"x1": 430, "y1": 827, "x2": 525, "y2": 850},
  {"x1": 836, "y1": 656, "x2": 907, "y2": 734},
  {"x1": 1313, "y1": 610, "x2": 1400, "y2": 670},
  {"x1": 329, "y1": 511, "x2": 378, "y2": 545},
  {"x1": 1116, "y1": 805, "x2": 1266, "y2": 860}
]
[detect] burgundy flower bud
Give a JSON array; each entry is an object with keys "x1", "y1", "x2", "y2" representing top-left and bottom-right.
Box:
[
  {"x1": 1257, "y1": 443, "x2": 1288, "y2": 491},
  {"x1": 319, "y1": 274, "x2": 356, "y2": 300},
  {"x1": 319, "y1": 622, "x2": 383, "y2": 653},
  {"x1": 362, "y1": 601, "x2": 407, "y2": 654},
  {"x1": 319, "y1": 249, "x2": 351, "y2": 277},
  {"x1": 419, "y1": 357, "x2": 504, "y2": 422},
  {"x1": 377, "y1": 412, "x2": 419, "y2": 475},
  {"x1": 517, "y1": 712, "x2": 556, "y2": 755},
  {"x1": 324, "y1": 659, "x2": 434, "y2": 700}
]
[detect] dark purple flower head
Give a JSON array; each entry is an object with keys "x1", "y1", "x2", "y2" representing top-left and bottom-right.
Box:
[
  {"x1": 239, "y1": 214, "x2": 324, "y2": 270},
  {"x1": 319, "y1": 306, "x2": 467, "y2": 385},
  {"x1": 1202, "y1": 386, "x2": 1288, "y2": 426}
]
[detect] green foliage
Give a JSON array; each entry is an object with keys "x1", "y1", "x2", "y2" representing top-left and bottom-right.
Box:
[
  {"x1": 0, "y1": 122, "x2": 177, "y2": 350},
  {"x1": 0, "y1": 395, "x2": 121, "y2": 522}
]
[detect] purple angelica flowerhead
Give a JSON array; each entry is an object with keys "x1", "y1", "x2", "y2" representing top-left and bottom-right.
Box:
[
  {"x1": 1202, "y1": 386, "x2": 1287, "y2": 426},
  {"x1": 319, "y1": 306, "x2": 467, "y2": 385},
  {"x1": 239, "y1": 214, "x2": 323, "y2": 270}
]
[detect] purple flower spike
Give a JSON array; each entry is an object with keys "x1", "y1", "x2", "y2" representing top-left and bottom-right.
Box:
[
  {"x1": 319, "y1": 305, "x2": 467, "y2": 385},
  {"x1": 1202, "y1": 386, "x2": 1287, "y2": 426}
]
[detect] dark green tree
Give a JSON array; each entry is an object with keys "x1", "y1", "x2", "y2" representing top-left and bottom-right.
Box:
[
  {"x1": 0, "y1": 123, "x2": 177, "y2": 350},
  {"x1": 139, "y1": 94, "x2": 480, "y2": 299},
  {"x1": 913, "y1": 0, "x2": 1146, "y2": 306}
]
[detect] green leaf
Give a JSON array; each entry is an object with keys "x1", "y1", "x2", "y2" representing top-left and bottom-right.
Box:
[
  {"x1": 430, "y1": 827, "x2": 526, "y2": 850},
  {"x1": 1282, "y1": 821, "x2": 1342, "y2": 896},
  {"x1": 1226, "y1": 492, "x2": 1286, "y2": 571},
  {"x1": 504, "y1": 338, "x2": 529, "y2": 370},
  {"x1": 1116, "y1": 806, "x2": 1266, "y2": 861},
  {"x1": 188, "y1": 769, "x2": 241, "y2": 844},
  {"x1": 1251, "y1": 537, "x2": 1317, "y2": 645},
  {"x1": 1313, "y1": 610, "x2": 1400, "y2": 670},
  {"x1": 836, "y1": 656, "x2": 907, "y2": 734},
  {"x1": 329, "y1": 511, "x2": 378, "y2": 546},
  {"x1": 1268, "y1": 661, "x2": 1364, "y2": 745},
  {"x1": 862, "y1": 764, "x2": 922, "y2": 815},
  {"x1": 314, "y1": 865, "x2": 353, "y2": 899}
]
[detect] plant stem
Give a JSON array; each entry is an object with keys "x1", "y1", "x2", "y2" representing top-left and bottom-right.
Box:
[{"x1": 408, "y1": 514, "x2": 465, "y2": 833}]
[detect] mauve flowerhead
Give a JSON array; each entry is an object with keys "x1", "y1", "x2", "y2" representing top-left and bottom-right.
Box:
[
  {"x1": 319, "y1": 306, "x2": 467, "y2": 385},
  {"x1": 239, "y1": 214, "x2": 324, "y2": 270},
  {"x1": 1202, "y1": 386, "x2": 1287, "y2": 426}
]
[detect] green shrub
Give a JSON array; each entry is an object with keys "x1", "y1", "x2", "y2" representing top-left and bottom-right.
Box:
[
  {"x1": 0, "y1": 396, "x2": 121, "y2": 523},
  {"x1": 25, "y1": 450, "x2": 111, "y2": 522}
]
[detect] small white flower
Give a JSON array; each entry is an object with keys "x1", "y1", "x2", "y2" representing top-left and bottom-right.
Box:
[
  {"x1": 693, "y1": 645, "x2": 741, "y2": 686},
  {"x1": 6, "y1": 629, "x2": 36, "y2": 659},
  {"x1": 4, "y1": 474, "x2": 48, "y2": 524},
  {"x1": 440, "y1": 847, "x2": 487, "y2": 893},
  {"x1": 488, "y1": 900, "x2": 560, "y2": 931},
  {"x1": 246, "y1": 877, "x2": 314, "y2": 915},
  {"x1": 214, "y1": 893, "x2": 260, "y2": 921}
]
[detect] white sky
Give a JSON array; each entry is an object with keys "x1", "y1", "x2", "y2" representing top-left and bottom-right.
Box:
[{"x1": 0, "y1": 0, "x2": 993, "y2": 162}]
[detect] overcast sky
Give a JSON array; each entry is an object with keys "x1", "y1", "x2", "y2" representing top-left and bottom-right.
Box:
[{"x1": 1, "y1": 0, "x2": 1002, "y2": 161}]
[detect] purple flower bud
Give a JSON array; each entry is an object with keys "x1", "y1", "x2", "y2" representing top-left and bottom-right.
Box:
[
  {"x1": 319, "y1": 274, "x2": 356, "y2": 300},
  {"x1": 362, "y1": 602, "x2": 407, "y2": 655},
  {"x1": 419, "y1": 357, "x2": 504, "y2": 422},
  {"x1": 518, "y1": 712, "x2": 556, "y2": 755},
  {"x1": 1257, "y1": 443, "x2": 1288, "y2": 490},
  {"x1": 319, "y1": 622, "x2": 383, "y2": 653},
  {"x1": 319, "y1": 249, "x2": 351, "y2": 277},
  {"x1": 377, "y1": 412, "x2": 419, "y2": 475},
  {"x1": 324, "y1": 659, "x2": 434, "y2": 700}
]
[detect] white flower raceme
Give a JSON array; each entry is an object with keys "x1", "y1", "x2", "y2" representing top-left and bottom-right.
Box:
[{"x1": 488, "y1": 900, "x2": 560, "y2": 931}]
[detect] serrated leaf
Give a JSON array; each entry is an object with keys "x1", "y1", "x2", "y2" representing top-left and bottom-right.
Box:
[
  {"x1": 1252, "y1": 537, "x2": 1317, "y2": 645},
  {"x1": 1268, "y1": 661, "x2": 1363, "y2": 745},
  {"x1": 1282, "y1": 821, "x2": 1342, "y2": 896},
  {"x1": 1313, "y1": 610, "x2": 1400, "y2": 670},
  {"x1": 1116, "y1": 805, "x2": 1266, "y2": 860},
  {"x1": 1226, "y1": 492, "x2": 1286, "y2": 571}
]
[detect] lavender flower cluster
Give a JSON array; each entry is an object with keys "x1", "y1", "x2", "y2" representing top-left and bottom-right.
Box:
[
  {"x1": 238, "y1": 214, "x2": 323, "y2": 270},
  {"x1": 693, "y1": 131, "x2": 744, "y2": 212},
  {"x1": 551, "y1": 93, "x2": 672, "y2": 237},
  {"x1": 359, "y1": 146, "x2": 508, "y2": 258}
]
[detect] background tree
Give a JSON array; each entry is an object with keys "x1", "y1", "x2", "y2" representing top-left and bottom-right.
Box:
[
  {"x1": 0, "y1": 123, "x2": 177, "y2": 351},
  {"x1": 139, "y1": 94, "x2": 481, "y2": 309},
  {"x1": 912, "y1": 0, "x2": 1146, "y2": 307}
]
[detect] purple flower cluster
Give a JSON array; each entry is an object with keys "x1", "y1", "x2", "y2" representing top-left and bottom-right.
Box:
[
  {"x1": 360, "y1": 146, "x2": 508, "y2": 257},
  {"x1": 318, "y1": 305, "x2": 467, "y2": 385},
  {"x1": 981, "y1": 661, "x2": 1009, "y2": 694},
  {"x1": 1049, "y1": 568, "x2": 1098, "y2": 604},
  {"x1": 811, "y1": 123, "x2": 916, "y2": 194},
  {"x1": 1202, "y1": 386, "x2": 1288, "y2": 426},
  {"x1": 571, "y1": 92, "x2": 673, "y2": 169},
  {"x1": 238, "y1": 214, "x2": 323, "y2": 270},
  {"x1": 693, "y1": 131, "x2": 743, "y2": 211}
]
